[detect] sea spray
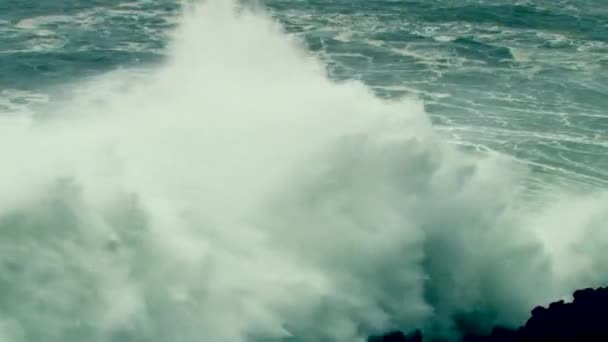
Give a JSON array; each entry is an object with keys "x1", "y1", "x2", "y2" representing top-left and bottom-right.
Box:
[{"x1": 0, "y1": 1, "x2": 606, "y2": 341}]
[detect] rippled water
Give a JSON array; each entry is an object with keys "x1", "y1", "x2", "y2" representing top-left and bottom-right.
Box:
[
  {"x1": 0, "y1": 1, "x2": 606, "y2": 341},
  {"x1": 1, "y1": 0, "x2": 606, "y2": 188}
]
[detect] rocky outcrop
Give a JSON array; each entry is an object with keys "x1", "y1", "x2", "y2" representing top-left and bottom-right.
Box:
[
  {"x1": 369, "y1": 330, "x2": 423, "y2": 342},
  {"x1": 371, "y1": 287, "x2": 608, "y2": 341}
]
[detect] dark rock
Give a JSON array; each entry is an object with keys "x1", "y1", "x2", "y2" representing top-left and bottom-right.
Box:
[
  {"x1": 371, "y1": 286, "x2": 608, "y2": 341},
  {"x1": 548, "y1": 300, "x2": 565, "y2": 309},
  {"x1": 368, "y1": 331, "x2": 406, "y2": 342},
  {"x1": 573, "y1": 288, "x2": 594, "y2": 301},
  {"x1": 530, "y1": 306, "x2": 546, "y2": 316},
  {"x1": 369, "y1": 330, "x2": 422, "y2": 342},
  {"x1": 488, "y1": 326, "x2": 516, "y2": 340}
]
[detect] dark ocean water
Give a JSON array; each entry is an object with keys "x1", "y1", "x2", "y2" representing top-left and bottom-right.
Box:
[
  {"x1": 1, "y1": 0, "x2": 606, "y2": 186},
  {"x1": 0, "y1": 1, "x2": 606, "y2": 341}
]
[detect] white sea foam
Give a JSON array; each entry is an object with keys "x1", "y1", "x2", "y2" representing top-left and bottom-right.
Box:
[{"x1": 0, "y1": 1, "x2": 606, "y2": 341}]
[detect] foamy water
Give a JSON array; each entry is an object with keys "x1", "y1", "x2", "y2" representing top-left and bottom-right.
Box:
[{"x1": 0, "y1": 1, "x2": 606, "y2": 341}]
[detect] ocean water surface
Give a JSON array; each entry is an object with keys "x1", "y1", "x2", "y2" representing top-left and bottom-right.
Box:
[{"x1": 0, "y1": 0, "x2": 606, "y2": 341}]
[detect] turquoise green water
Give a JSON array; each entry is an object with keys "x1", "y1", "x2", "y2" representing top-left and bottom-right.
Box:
[
  {"x1": 0, "y1": 1, "x2": 606, "y2": 341},
  {"x1": 1, "y1": 0, "x2": 606, "y2": 187}
]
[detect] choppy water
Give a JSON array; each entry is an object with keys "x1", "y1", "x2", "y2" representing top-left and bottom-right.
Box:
[
  {"x1": 275, "y1": 0, "x2": 608, "y2": 188},
  {"x1": 0, "y1": 1, "x2": 606, "y2": 341},
  {"x1": 1, "y1": 0, "x2": 606, "y2": 187}
]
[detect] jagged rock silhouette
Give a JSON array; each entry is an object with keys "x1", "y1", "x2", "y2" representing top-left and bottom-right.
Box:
[
  {"x1": 372, "y1": 287, "x2": 608, "y2": 341},
  {"x1": 370, "y1": 330, "x2": 423, "y2": 342}
]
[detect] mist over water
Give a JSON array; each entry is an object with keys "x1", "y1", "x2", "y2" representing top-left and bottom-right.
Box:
[{"x1": 0, "y1": 1, "x2": 607, "y2": 341}]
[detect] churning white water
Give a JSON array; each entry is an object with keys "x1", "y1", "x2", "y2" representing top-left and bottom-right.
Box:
[{"x1": 0, "y1": 1, "x2": 606, "y2": 341}]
